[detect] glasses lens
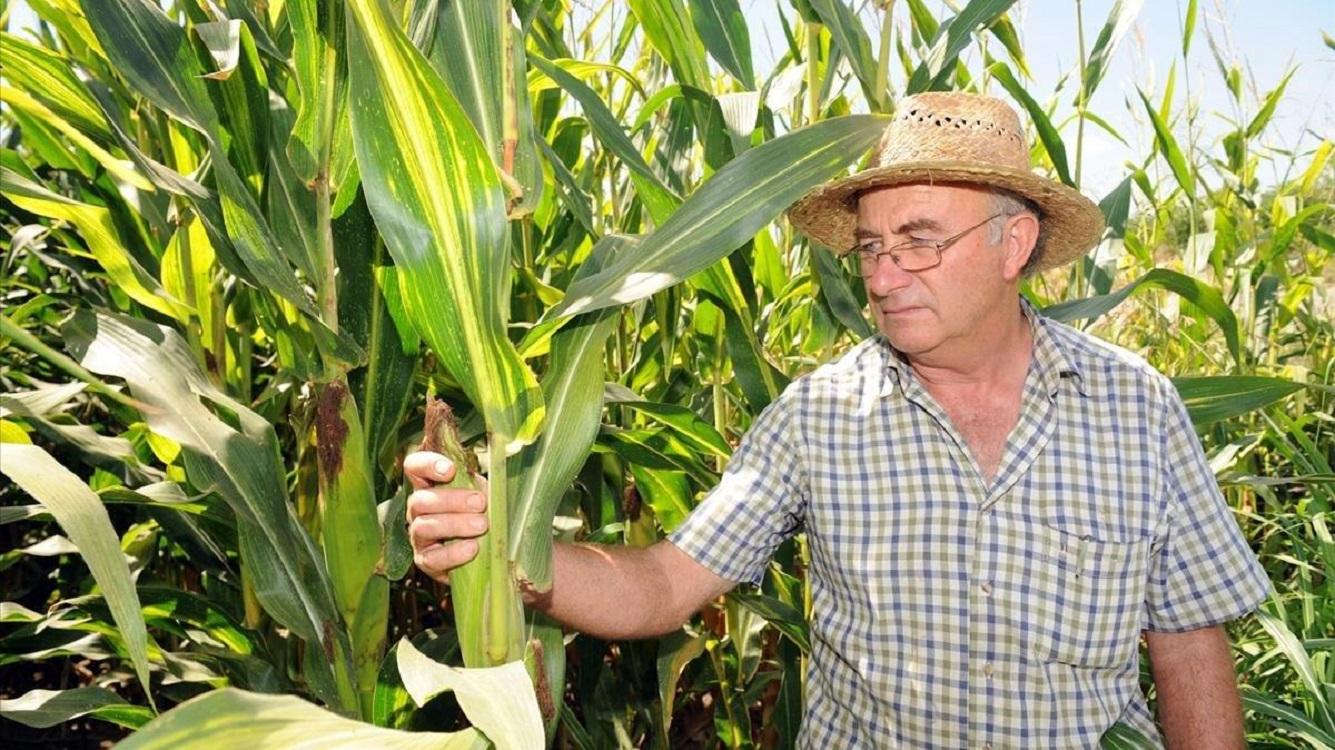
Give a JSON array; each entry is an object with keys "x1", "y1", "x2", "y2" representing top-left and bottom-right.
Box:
[{"x1": 895, "y1": 245, "x2": 940, "y2": 271}]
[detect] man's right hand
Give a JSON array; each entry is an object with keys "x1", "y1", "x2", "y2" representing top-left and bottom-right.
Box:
[{"x1": 403, "y1": 451, "x2": 488, "y2": 584}]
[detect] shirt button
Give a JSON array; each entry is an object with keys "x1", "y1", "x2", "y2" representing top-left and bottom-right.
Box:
[
  {"x1": 983, "y1": 662, "x2": 994, "y2": 679},
  {"x1": 983, "y1": 743, "x2": 993, "y2": 750},
  {"x1": 980, "y1": 581, "x2": 993, "y2": 595}
]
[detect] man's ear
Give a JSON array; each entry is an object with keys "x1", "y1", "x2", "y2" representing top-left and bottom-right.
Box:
[{"x1": 1001, "y1": 212, "x2": 1041, "y2": 280}]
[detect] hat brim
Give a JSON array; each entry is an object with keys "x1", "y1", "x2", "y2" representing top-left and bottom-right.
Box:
[{"x1": 786, "y1": 161, "x2": 1105, "y2": 272}]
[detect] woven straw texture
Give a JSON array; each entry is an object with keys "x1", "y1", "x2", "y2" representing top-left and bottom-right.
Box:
[{"x1": 787, "y1": 92, "x2": 1105, "y2": 272}]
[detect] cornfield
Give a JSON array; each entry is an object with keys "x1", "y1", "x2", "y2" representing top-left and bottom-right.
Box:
[{"x1": 0, "y1": 0, "x2": 1330, "y2": 748}]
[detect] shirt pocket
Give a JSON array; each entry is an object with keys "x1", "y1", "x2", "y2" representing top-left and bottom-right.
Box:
[{"x1": 1038, "y1": 524, "x2": 1151, "y2": 668}]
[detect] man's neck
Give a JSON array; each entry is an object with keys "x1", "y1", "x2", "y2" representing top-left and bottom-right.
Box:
[{"x1": 903, "y1": 297, "x2": 1034, "y2": 393}]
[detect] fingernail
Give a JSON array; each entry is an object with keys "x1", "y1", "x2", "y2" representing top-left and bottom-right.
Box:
[
  {"x1": 468, "y1": 493, "x2": 485, "y2": 511},
  {"x1": 461, "y1": 539, "x2": 477, "y2": 554},
  {"x1": 470, "y1": 516, "x2": 487, "y2": 532},
  {"x1": 434, "y1": 460, "x2": 451, "y2": 476}
]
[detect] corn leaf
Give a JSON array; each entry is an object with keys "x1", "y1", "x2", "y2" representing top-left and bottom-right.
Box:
[
  {"x1": 509, "y1": 236, "x2": 631, "y2": 590},
  {"x1": 629, "y1": 0, "x2": 711, "y2": 89},
  {"x1": 808, "y1": 0, "x2": 881, "y2": 107},
  {"x1": 1041, "y1": 268, "x2": 1240, "y2": 361},
  {"x1": 345, "y1": 0, "x2": 543, "y2": 452},
  {"x1": 1098, "y1": 721, "x2": 1161, "y2": 749},
  {"x1": 0, "y1": 32, "x2": 109, "y2": 139},
  {"x1": 1241, "y1": 689, "x2": 1335, "y2": 749},
  {"x1": 0, "y1": 687, "x2": 153, "y2": 730},
  {"x1": 63, "y1": 309, "x2": 356, "y2": 712},
  {"x1": 907, "y1": 0, "x2": 1018, "y2": 94},
  {"x1": 688, "y1": 0, "x2": 755, "y2": 89},
  {"x1": 427, "y1": 2, "x2": 543, "y2": 213},
  {"x1": 0, "y1": 443, "x2": 156, "y2": 709},
  {"x1": 552, "y1": 115, "x2": 886, "y2": 318},
  {"x1": 113, "y1": 688, "x2": 487, "y2": 750},
  {"x1": 1082, "y1": 0, "x2": 1144, "y2": 102},
  {"x1": 81, "y1": 0, "x2": 360, "y2": 366},
  {"x1": 1246, "y1": 68, "x2": 1296, "y2": 139},
  {"x1": 3, "y1": 169, "x2": 190, "y2": 321},
  {"x1": 396, "y1": 639, "x2": 544, "y2": 750},
  {"x1": 988, "y1": 62, "x2": 1073, "y2": 187},
  {"x1": 1172, "y1": 377, "x2": 1306, "y2": 427},
  {"x1": 530, "y1": 55, "x2": 681, "y2": 225},
  {"x1": 1137, "y1": 88, "x2": 1195, "y2": 199}
]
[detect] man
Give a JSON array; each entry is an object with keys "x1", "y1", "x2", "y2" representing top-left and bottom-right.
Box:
[{"x1": 405, "y1": 92, "x2": 1270, "y2": 748}]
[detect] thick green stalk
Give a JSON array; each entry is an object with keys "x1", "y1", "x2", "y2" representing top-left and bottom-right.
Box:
[
  {"x1": 314, "y1": 41, "x2": 340, "y2": 333},
  {"x1": 486, "y1": 430, "x2": 516, "y2": 664},
  {"x1": 423, "y1": 400, "x2": 523, "y2": 666}
]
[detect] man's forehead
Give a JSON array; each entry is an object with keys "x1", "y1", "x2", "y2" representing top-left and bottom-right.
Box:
[{"x1": 854, "y1": 183, "x2": 978, "y2": 229}]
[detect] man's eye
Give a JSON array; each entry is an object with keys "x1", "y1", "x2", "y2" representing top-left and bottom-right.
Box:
[
  {"x1": 907, "y1": 236, "x2": 936, "y2": 247},
  {"x1": 857, "y1": 242, "x2": 882, "y2": 254}
]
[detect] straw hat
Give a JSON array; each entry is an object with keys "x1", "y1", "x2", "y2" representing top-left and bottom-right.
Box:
[{"x1": 787, "y1": 92, "x2": 1105, "y2": 272}]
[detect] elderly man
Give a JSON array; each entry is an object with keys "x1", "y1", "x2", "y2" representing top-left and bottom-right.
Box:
[{"x1": 405, "y1": 92, "x2": 1270, "y2": 748}]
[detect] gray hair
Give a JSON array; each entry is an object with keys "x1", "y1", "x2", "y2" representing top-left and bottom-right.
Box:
[{"x1": 986, "y1": 188, "x2": 1045, "y2": 274}]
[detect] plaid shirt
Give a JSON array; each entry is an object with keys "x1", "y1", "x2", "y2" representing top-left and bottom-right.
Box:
[{"x1": 668, "y1": 298, "x2": 1270, "y2": 748}]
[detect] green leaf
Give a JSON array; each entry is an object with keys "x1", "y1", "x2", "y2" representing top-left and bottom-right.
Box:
[
  {"x1": 346, "y1": 0, "x2": 544, "y2": 452},
  {"x1": 807, "y1": 0, "x2": 881, "y2": 107},
  {"x1": 114, "y1": 688, "x2": 487, "y2": 750},
  {"x1": 1098, "y1": 720, "x2": 1160, "y2": 749},
  {"x1": 1246, "y1": 67, "x2": 1296, "y2": 139},
  {"x1": 907, "y1": 0, "x2": 1018, "y2": 93},
  {"x1": 689, "y1": 0, "x2": 755, "y2": 88},
  {"x1": 396, "y1": 639, "x2": 544, "y2": 750},
  {"x1": 655, "y1": 629, "x2": 707, "y2": 744},
  {"x1": 0, "y1": 443, "x2": 156, "y2": 709},
  {"x1": 1137, "y1": 88, "x2": 1194, "y2": 198},
  {"x1": 1241, "y1": 688, "x2": 1335, "y2": 749},
  {"x1": 508, "y1": 236, "x2": 629, "y2": 591},
  {"x1": 988, "y1": 62, "x2": 1073, "y2": 187},
  {"x1": 3, "y1": 169, "x2": 189, "y2": 321},
  {"x1": 63, "y1": 309, "x2": 356, "y2": 713},
  {"x1": 1099, "y1": 175, "x2": 1134, "y2": 238},
  {"x1": 811, "y1": 246, "x2": 874, "y2": 339},
  {"x1": 0, "y1": 687, "x2": 153, "y2": 730},
  {"x1": 553, "y1": 115, "x2": 887, "y2": 318},
  {"x1": 1253, "y1": 610, "x2": 1334, "y2": 729},
  {"x1": 629, "y1": 0, "x2": 711, "y2": 90},
  {"x1": 530, "y1": 55, "x2": 681, "y2": 225},
  {"x1": 730, "y1": 592, "x2": 810, "y2": 653},
  {"x1": 1172, "y1": 376, "x2": 1305, "y2": 426},
  {"x1": 1081, "y1": 0, "x2": 1144, "y2": 102},
  {"x1": 427, "y1": 2, "x2": 543, "y2": 213},
  {"x1": 1042, "y1": 269, "x2": 1240, "y2": 361},
  {"x1": 0, "y1": 32, "x2": 110, "y2": 139},
  {"x1": 1181, "y1": 0, "x2": 1197, "y2": 55}
]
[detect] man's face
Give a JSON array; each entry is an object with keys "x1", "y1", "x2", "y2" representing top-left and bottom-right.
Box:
[{"x1": 853, "y1": 182, "x2": 1031, "y2": 359}]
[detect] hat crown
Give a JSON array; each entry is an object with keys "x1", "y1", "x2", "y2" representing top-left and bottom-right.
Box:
[{"x1": 872, "y1": 92, "x2": 1029, "y2": 171}]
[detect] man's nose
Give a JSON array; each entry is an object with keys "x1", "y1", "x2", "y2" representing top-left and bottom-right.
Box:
[{"x1": 864, "y1": 255, "x2": 915, "y2": 296}]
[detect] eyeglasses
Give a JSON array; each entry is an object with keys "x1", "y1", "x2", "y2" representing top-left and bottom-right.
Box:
[{"x1": 853, "y1": 213, "x2": 1005, "y2": 276}]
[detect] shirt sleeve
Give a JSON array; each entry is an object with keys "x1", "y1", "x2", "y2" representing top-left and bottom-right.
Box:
[
  {"x1": 1143, "y1": 380, "x2": 1272, "y2": 632},
  {"x1": 667, "y1": 389, "x2": 809, "y2": 586}
]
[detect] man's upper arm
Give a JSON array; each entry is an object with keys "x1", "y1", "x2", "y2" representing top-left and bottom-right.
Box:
[
  {"x1": 1143, "y1": 380, "x2": 1270, "y2": 632},
  {"x1": 666, "y1": 389, "x2": 810, "y2": 587},
  {"x1": 654, "y1": 539, "x2": 735, "y2": 623}
]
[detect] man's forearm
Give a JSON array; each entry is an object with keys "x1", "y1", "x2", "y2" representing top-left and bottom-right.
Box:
[
  {"x1": 521, "y1": 541, "x2": 697, "y2": 639},
  {"x1": 1145, "y1": 625, "x2": 1246, "y2": 749}
]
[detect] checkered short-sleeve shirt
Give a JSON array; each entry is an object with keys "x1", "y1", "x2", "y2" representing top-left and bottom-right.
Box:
[{"x1": 668, "y1": 299, "x2": 1271, "y2": 748}]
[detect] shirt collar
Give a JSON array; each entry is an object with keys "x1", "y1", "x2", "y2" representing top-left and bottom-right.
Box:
[{"x1": 877, "y1": 296, "x2": 1087, "y2": 399}]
